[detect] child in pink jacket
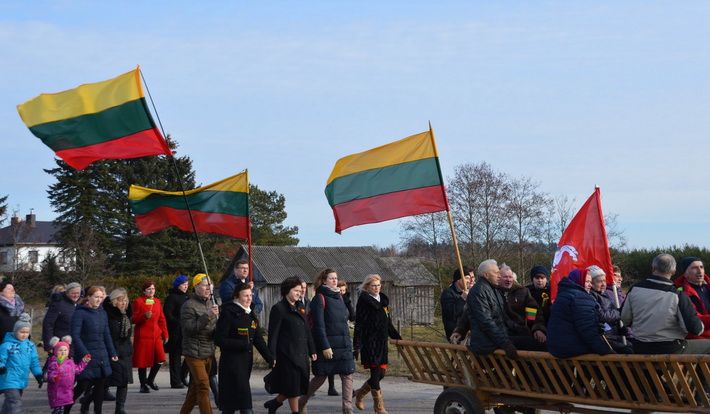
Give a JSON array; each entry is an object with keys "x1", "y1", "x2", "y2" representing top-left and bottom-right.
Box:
[{"x1": 47, "y1": 339, "x2": 90, "y2": 414}]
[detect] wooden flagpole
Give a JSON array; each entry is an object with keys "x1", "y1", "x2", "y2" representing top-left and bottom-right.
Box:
[
  {"x1": 429, "y1": 122, "x2": 466, "y2": 289},
  {"x1": 140, "y1": 68, "x2": 216, "y2": 306}
]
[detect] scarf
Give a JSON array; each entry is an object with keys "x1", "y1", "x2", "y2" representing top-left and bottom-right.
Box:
[
  {"x1": 0, "y1": 295, "x2": 24, "y2": 317},
  {"x1": 119, "y1": 312, "x2": 131, "y2": 339},
  {"x1": 234, "y1": 300, "x2": 251, "y2": 314}
]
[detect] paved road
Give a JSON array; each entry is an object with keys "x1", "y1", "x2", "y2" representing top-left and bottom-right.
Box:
[{"x1": 16, "y1": 369, "x2": 443, "y2": 413}]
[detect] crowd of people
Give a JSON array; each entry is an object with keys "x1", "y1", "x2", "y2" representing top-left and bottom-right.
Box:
[
  {"x1": 0, "y1": 259, "x2": 402, "y2": 414},
  {"x1": 443, "y1": 253, "x2": 710, "y2": 362}
]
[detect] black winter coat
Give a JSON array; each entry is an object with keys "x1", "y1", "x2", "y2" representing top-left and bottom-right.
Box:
[
  {"x1": 547, "y1": 278, "x2": 613, "y2": 358},
  {"x1": 309, "y1": 286, "x2": 355, "y2": 376},
  {"x1": 42, "y1": 293, "x2": 78, "y2": 351},
  {"x1": 591, "y1": 290, "x2": 627, "y2": 351},
  {"x1": 343, "y1": 293, "x2": 355, "y2": 322},
  {"x1": 103, "y1": 300, "x2": 133, "y2": 387},
  {"x1": 216, "y1": 302, "x2": 271, "y2": 410},
  {"x1": 526, "y1": 283, "x2": 551, "y2": 325},
  {"x1": 0, "y1": 296, "x2": 23, "y2": 344},
  {"x1": 353, "y1": 292, "x2": 401, "y2": 367},
  {"x1": 440, "y1": 283, "x2": 467, "y2": 339},
  {"x1": 267, "y1": 299, "x2": 315, "y2": 396},
  {"x1": 163, "y1": 288, "x2": 189, "y2": 353},
  {"x1": 501, "y1": 283, "x2": 546, "y2": 336},
  {"x1": 467, "y1": 277, "x2": 511, "y2": 354},
  {"x1": 71, "y1": 305, "x2": 117, "y2": 379}
]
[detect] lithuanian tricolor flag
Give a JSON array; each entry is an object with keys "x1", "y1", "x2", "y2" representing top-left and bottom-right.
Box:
[
  {"x1": 17, "y1": 67, "x2": 172, "y2": 170},
  {"x1": 128, "y1": 171, "x2": 249, "y2": 239},
  {"x1": 325, "y1": 130, "x2": 449, "y2": 233}
]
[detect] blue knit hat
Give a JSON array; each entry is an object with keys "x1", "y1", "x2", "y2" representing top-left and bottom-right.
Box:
[
  {"x1": 567, "y1": 268, "x2": 588, "y2": 288},
  {"x1": 173, "y1": 274, "x2": 189, "y2": 289}
]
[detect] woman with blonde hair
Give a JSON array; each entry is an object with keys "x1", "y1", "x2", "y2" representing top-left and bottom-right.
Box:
[{"x1": 352, "y1": 274, "x2": 401, "y2": 414}]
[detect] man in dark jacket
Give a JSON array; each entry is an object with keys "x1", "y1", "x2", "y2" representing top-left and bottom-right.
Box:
[
  {"x1": 219, "y1": 260, "x2": 263, "y2": 314},
  {"x1": 440, "y1": 266, "x2": 473, "y2": 341},
  {"x1": 525, "y1": 265, "x2": 551, "y2": 324},
  {"x1": 621, "y1": 253, "x2": 710, "y2": 354},
  {"x1": 180, "y1": 274, "x2": 220, "y2": 414},
  {"x1": 467, "y1": 259, "x2": 544, "y2": 359},
  {"x1": 163, "y1": 275, "x2": 190, "y2": 389},
  {"x1": 499, "y1": 264, "x2": 546, "y2": 345}
]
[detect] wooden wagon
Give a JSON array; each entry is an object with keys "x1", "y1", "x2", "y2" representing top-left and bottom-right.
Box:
[{"x1": 393, "y1": 339, "x2": 710, "y2": 413}]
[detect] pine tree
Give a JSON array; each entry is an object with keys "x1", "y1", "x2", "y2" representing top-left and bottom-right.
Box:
[{"x1": 249, "y1": 184, "x2": 299, "y2": 246}]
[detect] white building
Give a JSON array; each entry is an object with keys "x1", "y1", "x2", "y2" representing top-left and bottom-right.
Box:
[{"x1": 0, "y1": 213, "x2": 67, "y2": 272}]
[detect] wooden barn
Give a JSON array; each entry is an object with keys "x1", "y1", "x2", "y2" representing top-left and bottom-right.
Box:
[{"x1": 221, "y1": 245, "x2": 438, "y2": 327}]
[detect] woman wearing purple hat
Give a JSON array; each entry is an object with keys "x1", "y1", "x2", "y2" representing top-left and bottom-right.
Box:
[
  {"x1": 547, "y1": 268, "x2": 614, "y2": 358},
  {"x1": 163, "y1": 275, "x2": 190, "y2": 389}
]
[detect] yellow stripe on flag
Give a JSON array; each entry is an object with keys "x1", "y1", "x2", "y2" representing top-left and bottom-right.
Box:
[
  {"x1": 326, "y1": 131, "x2": 437, "y2": 185},
  {"x1": 128, "y1": 171, "x2": 249, "y2": 201},
  {"x1": 17, "y1": 67, "x2": 144, "y2": 127}
]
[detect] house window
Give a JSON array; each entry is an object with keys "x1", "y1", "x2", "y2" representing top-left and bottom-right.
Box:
[
  {"x1": 28, "y1": 250, "x2": 39, "y2": 264},
  {"x1": 0, "y1": 252, "x2": 6, "y2": 265}
]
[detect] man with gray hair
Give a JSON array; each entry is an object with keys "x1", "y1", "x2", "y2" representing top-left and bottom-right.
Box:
[
  {"x1": 466, "y1": 259, "x2": 545, "y2": 359},
  {"x1": 621, "y1": 254, "x2": 710, "y2": 354}
]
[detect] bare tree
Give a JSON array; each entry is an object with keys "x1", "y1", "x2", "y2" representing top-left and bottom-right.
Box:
[
  {"x1": 604, "y1": 213, "x2": 627, "y2": 250},
  {"x1": 507, "y1": 177, "x2": 552, "y2": 277},
  {"x1": 399, "y1": 212, "x2": 451, "y2": 285},
  {"x1": 448, "y1": 162, "x2": 511, "y2": 261},
  {"x1": 60, "y1": 223, "x2": 108, "y2": 285}
]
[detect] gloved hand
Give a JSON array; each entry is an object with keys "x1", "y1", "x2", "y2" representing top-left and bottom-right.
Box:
[
  {"x1": 353, "y1": 350, "x2": 359, "y2": 361},
  {"x1": 0, "y1": 366, "x2": 7, "y2": 375},
  {"x1": 618, "y1": 326, "x2": 630, "y2": 337},
  {"x1": 35, "y1": 374, "x2": 44, "y2": 388},
  {"x1": 323, "y1": 348, "x2": 334, "y2": 360},
  {"x1": 501, "y1": 342, "x2": 519, "y2": 360}
]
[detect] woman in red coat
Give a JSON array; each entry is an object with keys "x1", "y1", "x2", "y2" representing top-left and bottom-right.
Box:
[{"x1": 132, "y1": 280, "x2": 168, "y2": 393}]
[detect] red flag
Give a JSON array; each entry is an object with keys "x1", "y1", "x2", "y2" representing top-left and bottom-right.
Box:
[{"x1": 550, "y1": 188, "x2": 614, "y2": 300}]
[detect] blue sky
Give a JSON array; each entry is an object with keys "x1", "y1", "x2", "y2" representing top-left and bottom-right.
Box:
[{"x1": 2, "y1": 1, "x2": 710, "y2": 249}]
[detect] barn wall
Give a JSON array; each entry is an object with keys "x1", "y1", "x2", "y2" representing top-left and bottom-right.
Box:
[{"x1": 388, "y1": 285, "x2": 435, "y2": 325}]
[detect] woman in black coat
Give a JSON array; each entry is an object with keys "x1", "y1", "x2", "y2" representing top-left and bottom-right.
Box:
[
  {"x1": 352, "y1": 274, "x2": 401, "y2": 414},
  {"x1": 104, "y1": 288, "x2": 133, "y2": 414},
  {"x1": 163, "y1": 275, "x2": 190, "y2": 389},
  {"x1": 263, "y1": 276, "x2": 316, "y2": 414},
  {"x1": 42, "y1": 282, "x2": 82, "y2": 352},
  {"x1": 0, "y1": 281, "x2": 24, "y2": 343},
  {"x1": 299, "y1": 269, "x2": 355, "y2": 413},
  {"x1": 71, "y1": 286, "x2": 118, "y2": 414},
  {"x1": 215, "y1": 282, "x2": 272, "y2": 414}
]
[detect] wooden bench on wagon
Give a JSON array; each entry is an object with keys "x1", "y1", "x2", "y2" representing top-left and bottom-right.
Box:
[{"x1": 393, "y1": 339, "x2": 710, "y2": 414}]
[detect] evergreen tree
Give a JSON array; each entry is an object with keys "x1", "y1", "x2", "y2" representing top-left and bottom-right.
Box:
[
  {"x1": 249, "y1": 184, "x2": 299, "y2": 246},
  {"x1": 0, "y1": 194, "x2": 7, "y2": 224}
]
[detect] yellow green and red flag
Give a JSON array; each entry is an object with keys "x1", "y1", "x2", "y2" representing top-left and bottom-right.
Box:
[
  {"x1": 525, "y1": 307, "x2": 538, "y2": 322},
  {"x1": 128, "y1": 171, "x2": 249, "y2": 239},
  {"x1": 17, "y1": 67, "x2": 172, "y2": 170},
  {"x1": 325, "y1": 130, "x2": 449, "y2": 233}
]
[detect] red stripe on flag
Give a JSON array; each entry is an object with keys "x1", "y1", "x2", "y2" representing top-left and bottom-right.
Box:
[
  {"x1": 332, "y1": 185, "x2": 448, "y2": 233},
  {"x1": 134, "y1": 207, "x2": 249, "y2": 239},
  {"x1": 55, "y1": 127, "x2": 172, "y2": 170}
]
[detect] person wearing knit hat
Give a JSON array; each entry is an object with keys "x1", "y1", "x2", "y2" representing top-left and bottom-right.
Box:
[
  {"x1": 673, "y1": 257, "x2": 710, "y2": 339},
  {"x1": 193, "y1": 273, "x2": 209, "y2": 288},
  {"x1": 42, "y1": 282, "x2": 81, "y2": 353},
  {"x1": 0, "y1": 312, "x2": 44, "y2": 412},
  {"x1": 525, "y1": 265, "x2": 551, "y2": 325},
  {"x1": 547, "y1": 269, "x2": 612, "y2": 358},
  {"x1": 164, "y1": 275, "x2": 190, "y2": 389},
  {"x1": 47, "y1": 339, "x2": 91, "y2": 413}
]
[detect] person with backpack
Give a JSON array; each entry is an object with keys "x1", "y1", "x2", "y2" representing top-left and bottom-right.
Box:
[{"x1": 299, "y1": 269, "x2": 355, "y2": 413}]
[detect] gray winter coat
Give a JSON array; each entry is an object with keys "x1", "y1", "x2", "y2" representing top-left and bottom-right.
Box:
[{"x1": 180, "y1": 294, "x2": 218, "y2": 359}]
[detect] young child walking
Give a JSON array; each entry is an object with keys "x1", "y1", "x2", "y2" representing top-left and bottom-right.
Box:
[
  {"x1": 47, "y1": 339, "x2": 91, "y2": 414},
  {"x1": 0, "y1": 313, "x2": 43, "y2": 413}
]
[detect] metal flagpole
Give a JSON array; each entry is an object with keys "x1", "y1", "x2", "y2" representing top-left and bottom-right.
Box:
[{"x1": 139, "y1": 68, "x2": 216, "y2": 306}]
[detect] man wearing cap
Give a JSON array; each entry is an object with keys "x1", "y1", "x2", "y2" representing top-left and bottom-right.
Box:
[
  {"x1": 219, "y1": 260, "x2": 263, "y2": 314},
  {"x1": 674, "y1": 257, "x2": 710, "y2": 339},
  {"x1": 525, "y1": 266, "x2": 551, "y2": 324},
  {"x1": 440, "y1": 266, "x2": 473, "y2": 341},
  {"x1": 180, "y1": 274, "x2": 220, "y2": 414},
  {"x1": 621, "y1": 253, "x2": 710, "y2": 354}
]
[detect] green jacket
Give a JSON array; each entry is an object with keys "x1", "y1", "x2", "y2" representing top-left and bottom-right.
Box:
[{"x1": 180, "y1": 294, "x2": 217, "y2": 359}]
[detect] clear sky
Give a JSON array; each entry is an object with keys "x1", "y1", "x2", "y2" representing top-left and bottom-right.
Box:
[{"x1": 2, "y1": 1, "x2": 710, "y2": 250}]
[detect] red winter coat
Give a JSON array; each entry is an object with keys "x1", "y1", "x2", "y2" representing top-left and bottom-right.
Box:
[
  {"x1": 674, "y1": 274, "x2": 710, "y2": 339},
  {"x1": 131, "y1": 296, "x2": 168, "y2": 368}
]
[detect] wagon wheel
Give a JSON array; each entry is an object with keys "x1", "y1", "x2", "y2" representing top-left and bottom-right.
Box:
[{"x1": 433, "y1": 388, "x2": 485, "y2": 414}]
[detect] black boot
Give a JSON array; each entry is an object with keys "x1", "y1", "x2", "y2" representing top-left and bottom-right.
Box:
[
  {"x1": 103, "y1": 385, "x2": 116, "y2": 401},
  {"x1": 115, "y1": 386, "x2": 127, "y2": 414},
  {"x1": 138, "y1": 368, "x2": 150, "y2": 393},
  {"x1": 327, "y1": 374, "x2": 339, "y2": 396},
  {"x1": 264, "y1": 398, "x2": 283, "y2": 413},
  {"x1": 147, "y1": 363, "x2": 161, "y2": 390}
]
